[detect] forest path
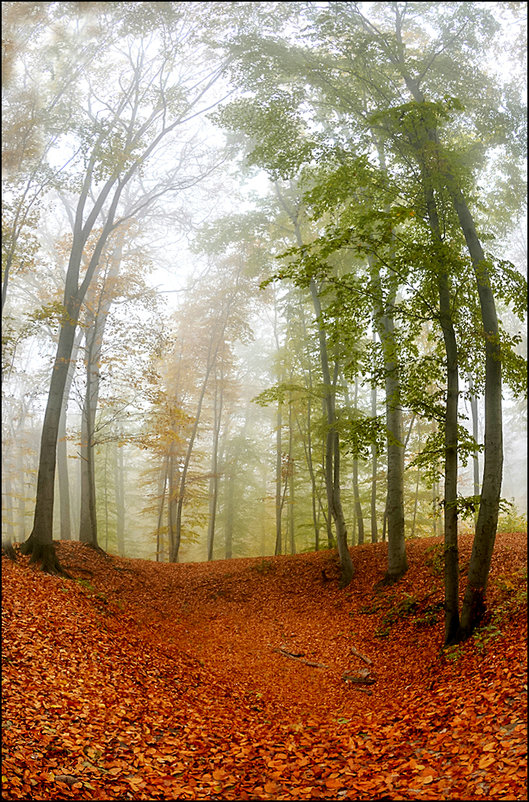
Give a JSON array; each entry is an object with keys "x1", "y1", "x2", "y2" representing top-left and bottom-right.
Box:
[
  {"x1": 2, "y1": 533, "x2": 526, "y2": 800},
  {"x1": 83, "y1": 540, "x2": 442, "y2": 720}
]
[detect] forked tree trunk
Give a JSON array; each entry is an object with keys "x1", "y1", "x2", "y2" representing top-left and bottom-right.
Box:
[
  {"x1": 21, "y1": 169, "x2": 123, "y2": 572},
  {"x1": 399, "y1": 69, "x2": 503, "y2": 639},
  {"x1": 311, "y1": 278, "x2": 354, "y2": 587}
]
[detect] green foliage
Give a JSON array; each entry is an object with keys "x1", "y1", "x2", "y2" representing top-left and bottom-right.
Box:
[
  {"x1": 425, "y1": 543, "x2": 444, "y2": 577},
  {"x1": 339, "y1": 407, "x2": 385, "y2": 460},
  {"x1": 474, "y1": 572, "x2": 527, "y2": 654},
  {"x1": 212, "y1": 91, "x2": 317, "y2": 180},
  {"x1": 496, "y1": 501, "x2": 527, "y2": 534}
]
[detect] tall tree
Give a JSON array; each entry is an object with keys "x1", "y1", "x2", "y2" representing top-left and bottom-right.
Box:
[{"x1": 16, "y1": 4, "x2": 229, "y2": 571}]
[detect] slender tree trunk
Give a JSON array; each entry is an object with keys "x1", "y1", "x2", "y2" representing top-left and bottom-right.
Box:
[
  {"x1": 275, "y1": 398, "x2": 283, "y2": 556},
  {"x1": 422, "y1": 178, "x2": 460, "y2": 644},
  {"x1": 156, "y1": 457, "x2": 169, "y2": 562},
  {"x1": 368, "y1": 139, "x2": 408, "y2": 580},
  {"x1": 297, "y1": 307, "x2": 322, "y2": 550},
  {"x1": 288, "y1": 394, "x2": 296, "y2": 555},
  {"x1": 115, "y1": 443, "x2": 125, "y2": 557},
  {"x1": 368, "y1": 252, "x2": 407, "y2": 579},
  {"x1": 207, "y1": 373, "x2": 224, "y2": 561},
  {"x1": 450, "y1": 190, "x2": 503, "y2": 638},
  {"x1": 410, "y1": 421, "x2": 421, "y2": 539},
  {"x1": 103, "y1": 445, "x2": 109, "y2": 551},
  {"x1": 468, "y1": 375, "x2": 481, "y2": 502},
  {"x1": 171, "y1": 334, "x2": 220, "y2": 562},
  {"x1": 2, "y1": 470, "x2": 15, "y2": 543},
  {"x1": 352, "y1": 377, "x2": 365, "y2": 545},
  {"x1": 297, "y1": 396, "x2": 321, "y2": 550},
  {"x1": 167, "y1": 448, "x2": 177, "y2": 561},
  {"x1": 370, "y1": 332, "x2": 379, "y2": 543},
  {"x1": 57, "y1": 330, "x2": 82, "y2": 542},
  {"x1": 224, "y1": 464, "x2": 235, "y2": 560},
  {"x1": 381, "y1": 323, "x2": 407, "y2": 579},
  {"x1": 79, "y1": 333, "x2": 99, "y2": 547},
  {"x1": 15, "y1": 442, "x2": 27, "y2": 541},
  {"x1": 20, "y1": 308, "x2": 80, "y2": 573},
  {"x1": 311, "y1": 279, "x2": 354, "y2": 586}
]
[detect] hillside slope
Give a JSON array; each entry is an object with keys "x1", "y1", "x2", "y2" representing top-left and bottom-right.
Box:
[{"x1": 2, "y1": 532, "x2": 527, "y2": 801}]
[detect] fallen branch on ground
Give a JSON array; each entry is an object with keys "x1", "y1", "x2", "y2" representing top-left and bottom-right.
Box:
[
  {"x1": 273, "y1": 647, "x2": 328, "y2": 669},
  {"x1": 350, "y1": 646, "x2": 372, "y2": 665}
]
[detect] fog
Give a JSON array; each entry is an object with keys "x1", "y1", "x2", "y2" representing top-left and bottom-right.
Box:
[{"x1": 2, "y1": 1, "x2": 526, "y2": 564}]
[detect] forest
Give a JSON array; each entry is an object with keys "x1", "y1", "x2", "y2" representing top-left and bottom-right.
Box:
[{"x1": 1, "y1": 2, "x2": 528, "y2": 798}]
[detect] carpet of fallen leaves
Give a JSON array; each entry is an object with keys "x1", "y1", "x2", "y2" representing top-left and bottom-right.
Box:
[{"x1": 2, "y1": 532, "x2": 527, "y2": 801}]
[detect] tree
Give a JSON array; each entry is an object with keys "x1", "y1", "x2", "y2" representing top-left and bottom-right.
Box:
[{"x1": 16, "y1": 3, "x2": 230, "y2": 572}]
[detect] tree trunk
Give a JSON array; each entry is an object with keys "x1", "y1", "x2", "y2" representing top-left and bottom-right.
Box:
[
  {"x1": 288, "y1": 394, "x2": 296, "y2": 555},
  {"x1": 422, "y1": 177, "x2": 460, "y2": 644},
  {"x1": 19, "y1": 309, "x2": 80, "y2": 574},
  {"x1": 115, "y1": 442, "x2": 125, "y2": 557},
  {"x1": 20, "y1": 168, "x2": 123, "y2": 571},
  {"x1": 368, "y1": 254, "x2": 407, "y2": 580},
  {"x1": 171, "y1": 331, "x2": 220, "y2": 562},
  {"x1": 311, "y1": 278, "x2": 354, "y2": 587},
  {"x1": 468, "y1": 375, "x2": 481, "y2": 502},
  {"x1": 207, "y1": 372, "x2": 224, "y2": 561},
  {"x1": 370, "y1": 332, "x2": 379, "y2": 543},
  {"x1": 79, "y1": 241, "x2": 123, "y2": 548},
  {"x1": 450, "y1": 189, "x2": 503, "y2": 638},
  {"x1": 79, "y1": 333, "x2": 99, "y2": 547},
  {"x1": 167, "y1": 448, "x2": 177, "y2": 561},
  {"x1": 352, "y1": 377, "x2": 365, "y2": 546},
  {"x1": 155, "y1": 457, "x2": 169, "y2": 562},
  {"x1": 275, "y1": 398, "x2": 283, "y2": 556},
  {"x1": 224, "y1": 464, "x2": 235, "y2": 560},
  {"x1": 400, "y1": 68, "x2": 503, "y2": 638}
]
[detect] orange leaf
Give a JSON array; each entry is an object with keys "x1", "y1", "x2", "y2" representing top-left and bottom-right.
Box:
[
  {"x1": 325, "y1": 778, "x2": 342, "y2": 789},
  {"x1": 482, "y1": 742, "x2": 496, "y2": 752},
  {"x1": 478, "y1": 755, "x2": 495, "y2": 770}
]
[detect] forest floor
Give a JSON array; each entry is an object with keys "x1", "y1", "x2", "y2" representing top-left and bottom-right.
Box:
[{"x1": 1, "y1": 532, "x2": 527, "y2": 801}]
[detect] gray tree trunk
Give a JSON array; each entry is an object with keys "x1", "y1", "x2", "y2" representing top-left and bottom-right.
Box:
[
  {"x1": 275, "y1": 398, "x2": 283, "y2": 556},
  {"x1": 370, "y1": 331, "x2": 379, "y2": 543},
  {"x1": 468, "y1": 375, "x2": 481, "y2": 501},
  {"x1": 207, "y1": 372, "x2": 224, "y2": 561},
  {"x1": 115, "y1": 442, "x2": 125, "y2": 557},
  {"x1": 450, "y1": 189, "x2": 503, "y2": 638},
  {"x1": 311, "y1": 279, "x2": 354, "y2": 586}
]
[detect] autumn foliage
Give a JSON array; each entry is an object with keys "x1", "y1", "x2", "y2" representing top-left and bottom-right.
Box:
[{"x1": 2, "y1": 533, "x2": 527, "y2": 800}]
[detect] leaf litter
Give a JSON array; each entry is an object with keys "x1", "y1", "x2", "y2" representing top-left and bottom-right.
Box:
[{"x1": 2, "y1": 532, "x2": 526, "y2": 800}]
